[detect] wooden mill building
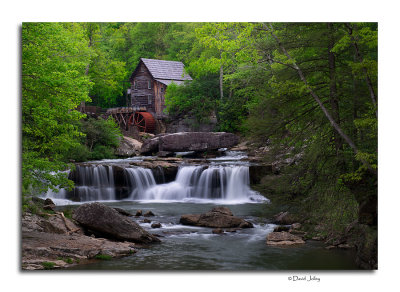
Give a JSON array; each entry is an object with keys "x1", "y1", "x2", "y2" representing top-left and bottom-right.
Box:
[
  {"x1": 106, "y1": 58, "x2": 192, "y2": 133},
  {"x1": 128, "y1": 58, "x2": 192, "y2": 118}
]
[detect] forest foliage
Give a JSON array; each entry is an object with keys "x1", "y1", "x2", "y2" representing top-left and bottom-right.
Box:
[
  {"x1": 22, "y1": 23, "x2": 122, "y2": 195},
  {"x1": 22, "y1": 21, "x2": 377, "y2": 221}
]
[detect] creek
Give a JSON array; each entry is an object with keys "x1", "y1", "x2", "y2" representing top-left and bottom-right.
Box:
[{"x1": 45, "y1": 151, "x2": 359, "y2": 270}]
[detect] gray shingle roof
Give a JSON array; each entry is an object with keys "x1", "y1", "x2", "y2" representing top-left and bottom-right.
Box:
[
  {"x1": 155, "y1": 79, "x2": 185, "y2": 86},
  {"x1": 141, "y1": 58, "x2": 192, "y2": 81}
]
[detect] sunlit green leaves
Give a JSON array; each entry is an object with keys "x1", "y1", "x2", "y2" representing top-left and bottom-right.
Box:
[
  {"x1": 22, "y1": 23, "x2": 93, "y2": 195},
  {"x1": 83, "y1": 23, "x2": 128, "y2": 108}
]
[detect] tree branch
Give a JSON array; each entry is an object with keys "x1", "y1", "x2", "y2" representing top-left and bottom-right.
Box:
[
  {"x1": 263, "y1": 22, "x2": 376, "y2": 174},
  {"x1": 344, "y1": 23, "x2": 377, "y2": 118}
]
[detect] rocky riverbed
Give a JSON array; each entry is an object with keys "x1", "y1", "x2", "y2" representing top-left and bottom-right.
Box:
[
  {"x1": 21, "y1": 198, "x2": 158, "y2": 270},
  {"x1": 22, "y1": 197, "x2": 360, "y2": 270},
  {"x1": 22, "y1": 134, "x2": 364, "y2": 270}
]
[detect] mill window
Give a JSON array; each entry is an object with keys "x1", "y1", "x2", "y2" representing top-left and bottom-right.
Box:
[
  {"x1": 148, "y1": 95, "x2": 152, "y2": 104},
  {"x1": 148, "y1": 81, "x2": 152, "y2": 89}
]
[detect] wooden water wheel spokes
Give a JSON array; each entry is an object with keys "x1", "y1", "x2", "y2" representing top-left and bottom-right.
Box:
[
  {"x1": 128, "y1": 111, "x2": 156, "y2": 133},
  {"x1": 134, "y1": 113, "x2": 146, "y2": 132}
]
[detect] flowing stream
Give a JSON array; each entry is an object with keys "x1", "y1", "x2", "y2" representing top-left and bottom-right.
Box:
[{"x1": 45, "y1": 151, "x2": 358, "y2": 270}]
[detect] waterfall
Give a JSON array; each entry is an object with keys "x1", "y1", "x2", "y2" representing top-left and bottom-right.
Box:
[
  {"x1": 46, "y1": 164, "x2": 267, "y2": 203},
  {"x1": 141, "y1": 166, "x2": 203, "y2": 200},
  {"x1": 143, "y1": 165, "x2": 267, "y2": 202},
  {"x1": 124, "y1": 167, "x2": 156, "y2": 200},
  {"x1": 69, "y1": 165, "x2": 116, "y2": 201}
]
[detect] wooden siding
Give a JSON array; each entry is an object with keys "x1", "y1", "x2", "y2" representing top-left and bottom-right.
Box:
[
  {"x1": 130, "y1": 61, "x2": 168, "y2": 116},
  {"x1": 154, "y1": 80, "x2": 166, "y2": 117},
  {"x1": 130, "y1": 62, "x2": 155, "y2": 113}
]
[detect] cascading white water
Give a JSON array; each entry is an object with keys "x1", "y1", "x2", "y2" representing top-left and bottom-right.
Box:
[
  {"x1": 141, "y1": 166, "x2": 202, "y2": 200},
  {"x1": 72, "y1": 165, "x2": 116, "y2": 201},
  {"x1": 143, "y1": 165, "x2": 267, "y2": 202},
  {"x1": 46, "y1": 163, "x2": 267, "y2": 203},
  {"x1": 124, "y1": 167, "x2": 156, "y2": 200}
]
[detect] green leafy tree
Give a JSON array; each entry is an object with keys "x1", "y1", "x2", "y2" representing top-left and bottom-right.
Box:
[
  {"x1": 242, "y1": 23, "x2": 377, "y2": 235},
  {"x1": 164, "y1": 75, "x2": 219, "y2": 123},
  {"x1": 82, "y1": 23, "x2": 128, "y2": 108},
  {"x1": 69, "y1": 117, "x2": 122, "y2": 161},
  {"x1": 183, "y1": 23, "x2": 260, "y2": 131},
  {"x1": 22, "y1": 22, "x2": 93, "y2": 195}
]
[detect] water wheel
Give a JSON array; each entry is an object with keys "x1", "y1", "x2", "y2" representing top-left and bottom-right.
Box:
[{"x1": 128, "y1": 111, "x2": 156, "y2": 133}]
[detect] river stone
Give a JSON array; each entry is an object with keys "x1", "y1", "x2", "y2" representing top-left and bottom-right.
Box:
[
  {"x1": 72, "y1": 203, "x2": 160, "y2": 244},
  {"x1": 43, "y1": 198, "x2": 56, "y2": 211},
  {"x1": 44, "y1": 198, "x2": 55, "y2": 205},
  {"x1": 225, "y1": 228, "x2": 239, "y2": 233},
  {"x1": 143, "y1": 211, "x2": 155, "y2": 217},
  {"x1": 151, "y1": 222, "x2": 162, "y2": 228},
  {"x1": 212, "y1": 228, "x2": 224, "y2": 234},
  {"x1": 180, "y1": 207, "x2": 253, "y2": 229},
  {"x1": 266, "y1": 231, "x2": 305, "y2": 246},
  {"x1": 140, "y1": 132, "x2": 239, "y2": 154},
  {"x1": 211, "y1": 206, "x2": 233, "y2": 216},
  {"x1": 289, "y1": 229, "x2": 306, "y2": 237}
]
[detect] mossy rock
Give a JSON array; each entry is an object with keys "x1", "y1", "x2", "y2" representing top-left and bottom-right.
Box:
[{"x1": 41, "y1": 262, "x2": 56, "y2": 270}]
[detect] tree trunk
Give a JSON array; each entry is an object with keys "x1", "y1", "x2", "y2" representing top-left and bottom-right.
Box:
[
  {"x1": 81, "y1": 25, "x2": 95, "y2": 112},
  {"x1": 263, "y1": 23, "x2": 376, "y2": 174},
  {"x1": 327, "y1": 23, "x2": 343, "y2": 157},
  {"x1": 219, "y1": 63, "x2": 224, "y2": 100},
  {"x1": 344, "y1": 23, "x2": 377, "y2": 118},
  {"x1": 352, "y1": 52, "x2": 360, "y2": 144}
]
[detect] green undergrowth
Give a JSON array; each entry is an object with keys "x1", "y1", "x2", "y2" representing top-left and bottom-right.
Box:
[
  {"x1": 95, "y1": 254, "x2": 113, "y2": 261},
  {"x1": 57, "y1": 257, "x2": 74, "y2": 264},
  {"x1": 254, "y1": 172, "x2": 358, "y2": 241},
  {"x1": 41, "y1": 262, "x2": 55, "y2": 270},
  {"x1": 22, "y1": 196, "x2": 54, "y2": 218},
  {"x1": 65, "y1": 117, "x2": 122, "y2": 162},
  {"x1": 60, "y1": 206, "x2": 74, "y2": 220}
]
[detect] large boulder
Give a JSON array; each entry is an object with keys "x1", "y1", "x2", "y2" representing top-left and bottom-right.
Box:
[
  {"x1": 180, "y1": 207, "x2": 253, "y2": 229},
  {"x1": 141, "y1": 132, "x2": 239, "y2": 154},
  {"x1": 72, "y1": 202, "x2": 160, "y2": 244},
  {"x1": 115, "y1": 136, "x2": 142, "y2": 157}
]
